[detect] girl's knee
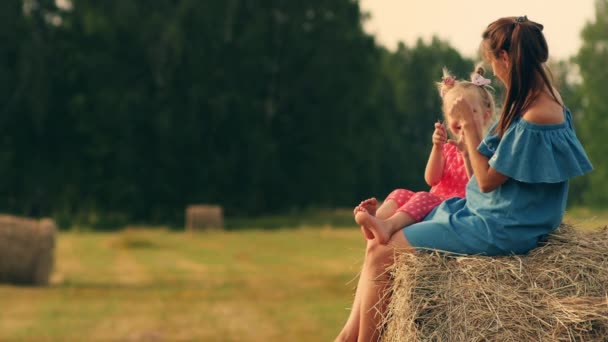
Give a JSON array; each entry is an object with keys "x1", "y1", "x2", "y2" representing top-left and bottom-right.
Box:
[
  {"x1": 365, "y1": 241, "x2": 393, "y2": 264},
  {"x1": 388, "y1": 230, "x2": 416, "y2": 254},
  {"x1": 386, "y1": 189, "x2": 414, "y2": 204}
]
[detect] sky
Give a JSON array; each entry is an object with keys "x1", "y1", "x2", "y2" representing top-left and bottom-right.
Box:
[{"x1": 358, "y1": 1, "x2": 597, "y2": 60}]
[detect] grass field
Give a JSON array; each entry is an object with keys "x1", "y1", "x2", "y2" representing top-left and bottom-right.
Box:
[
  {"x1": 564, "y1": 206, "x2": 608, "y2": 231},
  {"x1": 0, "y1": 209, "x2": 606, "y2": 341},
  {"x1": 0, "y1": 225, "x2": 365, "y2": 341}
]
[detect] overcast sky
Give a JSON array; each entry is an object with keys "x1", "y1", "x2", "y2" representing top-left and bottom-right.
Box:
[{"x1": 359, "y1": 0, "x2": 596, "y2": 60}]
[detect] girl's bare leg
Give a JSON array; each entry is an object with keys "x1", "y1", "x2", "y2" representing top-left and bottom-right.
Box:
[
  {"x1": 375, "y1": 199, "x2": 399, "y2": 220},
  {"x1": 335, "y1": 240, "x2": 372, "y2": 342},
  {"x1": 358, "y1": 231, "x2": 413, "y2": 341},
  {"x1": 338, "y1": 195, "x2": 410, "y2": 340},
  {"x1": 340, "y1": 198, "x2": 397, "y2": 340},
  {"x1": 335, "y1": 232, "x2": 413, "y2": 341}
]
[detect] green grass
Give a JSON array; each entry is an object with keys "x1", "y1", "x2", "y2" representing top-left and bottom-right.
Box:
[
  {"x1": 0, "y1": 226, "x2": 365, "y2": 342},
  {"x1": 1, "y1": 208, "x2": 606, "y2": 341},
  {"x1": 564, "y1": 206, "x2": 608, "y2": 231}
]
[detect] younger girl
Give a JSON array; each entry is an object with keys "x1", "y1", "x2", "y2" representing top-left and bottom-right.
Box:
[{"x1": 354, "y1": 67, "x2": 495, "y2": 244}]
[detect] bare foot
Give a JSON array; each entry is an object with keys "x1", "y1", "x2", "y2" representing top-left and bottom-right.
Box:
[
  {"x1": 354, "y1": 210, "x2": 392, "y2": 244},
  {"x1": 354, "y1": 208, "x2": 375, "y2": 240},
  {"x1": 353, "y1": 198, "x2": 378, "y2": 217}
]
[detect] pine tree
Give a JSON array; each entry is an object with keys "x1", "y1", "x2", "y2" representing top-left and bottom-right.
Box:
[{"x1": 575, "y1": 0, "x2": 608, "y2": 206}]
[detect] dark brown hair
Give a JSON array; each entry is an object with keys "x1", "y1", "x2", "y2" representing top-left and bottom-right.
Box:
[{"x1": 481, "y1": 16, "x2": 559, "y2": 137}]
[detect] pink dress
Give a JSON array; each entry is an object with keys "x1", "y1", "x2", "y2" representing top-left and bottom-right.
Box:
[{"x1": 385, "y1": 143, "x2": 468, "y2": 221}]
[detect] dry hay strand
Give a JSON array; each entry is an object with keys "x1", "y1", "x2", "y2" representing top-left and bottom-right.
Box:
[
  {"x1": 186, "y1": 204, "x2": 223, "y2": 231},
  {"x1": 0, "y1": 215, "x2": 57, "y2": 285},
  {"x1": 381, "y1": 224, "x2": 608, "y2": 342}
]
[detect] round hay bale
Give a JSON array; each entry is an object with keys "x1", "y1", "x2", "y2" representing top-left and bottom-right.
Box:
[
  {"x1": 0, "y1": 215, "x2": 57, "y2": 285},
  {"x1": 381, "y1": 224, "x2": 608, "y2": 341},
  {"x1": 186, "y1": 204, "x2": 224, "y2": 231}
]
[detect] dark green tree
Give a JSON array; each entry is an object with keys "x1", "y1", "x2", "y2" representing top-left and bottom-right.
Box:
[
  {"x1": 575, "y1": 0, "x2": 608, "y2": 206},
  {"x1": 0, "y1": 0, "x2": 481, "y2": 227}
]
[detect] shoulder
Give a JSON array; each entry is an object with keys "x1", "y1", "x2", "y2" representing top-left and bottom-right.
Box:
[{"x1": 522, "y1": 96, "x2": 564, "y2": 125}]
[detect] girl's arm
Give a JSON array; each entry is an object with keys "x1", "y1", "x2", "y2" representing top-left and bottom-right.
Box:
[
  {"x1": 461, "y1": 150, "x2": 474, "y2": 179},
  {"x1": 453, "y1": 97, "x2": 508, "y2": 192},
  {"x1": 425, "y1": 123, "x2": 447, "y2": 186}
]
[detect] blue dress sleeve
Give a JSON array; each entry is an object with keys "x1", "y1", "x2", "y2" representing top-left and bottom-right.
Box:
[
  {"x1": 488, "y1": 113, "x2": 593, "y2": 183},
  {"x1": 477, "y1": 121, "x2": 499, "y2": 159}
]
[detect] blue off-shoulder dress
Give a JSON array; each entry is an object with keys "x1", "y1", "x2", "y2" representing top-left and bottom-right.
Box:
[{"x1": 403, "y1": 107, "x2": 593, "y2": 256}]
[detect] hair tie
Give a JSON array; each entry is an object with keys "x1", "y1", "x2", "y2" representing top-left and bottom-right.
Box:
[
  {"x1": 515, "y1": 15, "x2": 528, "y2": 24},
  {"x1": 442, "y1": 75, "x2": 456, "y2": 87},
  {"x1": 439, "y1": 75, "x2": 456, "y2": 98},
  {"x1": 471, "y1": 73, "x2": 491, "y2": 87}
]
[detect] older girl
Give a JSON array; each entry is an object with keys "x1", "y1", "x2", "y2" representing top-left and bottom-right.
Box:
[{"x1": 336, "y1": 16, "x2": 593, "y2": 342}]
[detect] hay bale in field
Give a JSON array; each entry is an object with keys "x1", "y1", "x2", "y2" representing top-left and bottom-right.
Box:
[
  {"x1": 381, "y1": 224, "x2": 608, "y2": 341},
  {"x1": 186, "y1": 204, "x2": 223, "y2": 231},
  {"x1": 0, "y1": 215, "x2": 56, "y2": 285}
]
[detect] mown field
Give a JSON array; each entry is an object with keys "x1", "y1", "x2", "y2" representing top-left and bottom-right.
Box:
[
  {"x1": 0, "y1": 208, "x2": 605, "y2": 341},
  {"x1": 0, "y1": 225, "x2": 365, "y2": 341}
]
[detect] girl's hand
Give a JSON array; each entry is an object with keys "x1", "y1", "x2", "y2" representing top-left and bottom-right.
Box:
[
  {"x1": 450, "y1": 96, "x2": 483, "y2": 133},
  {"x1": 432, "y1": 122, "x2": 447, "y2": 147},
  {"x1": 448, "y1": 131, "x2": 468, "y2": 156}
]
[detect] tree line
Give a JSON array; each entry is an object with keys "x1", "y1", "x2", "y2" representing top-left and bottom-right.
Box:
[{"x1": 0, "y1": 0, "x2": 603, "y2": 228}]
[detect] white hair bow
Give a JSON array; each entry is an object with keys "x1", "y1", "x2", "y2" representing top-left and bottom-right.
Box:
[{"x1": 471, "y1": 73, "x2": 491, "y2": 86}]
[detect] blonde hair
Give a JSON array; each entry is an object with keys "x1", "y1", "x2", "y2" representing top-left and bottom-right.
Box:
[{"x1": 437, "y1": 65, "x2": 496, "y2": 132}]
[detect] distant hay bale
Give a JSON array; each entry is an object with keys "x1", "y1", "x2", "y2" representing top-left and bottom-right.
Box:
[
  {"x1": 381, "y1": 224, "x2": 608, "y2": 341},
  {"x1": 0, "y1": 215, "x2": 56, "y2": 285},
  {"x1": 186, "y1": 205, "x2": 223, "y2": 231}
]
